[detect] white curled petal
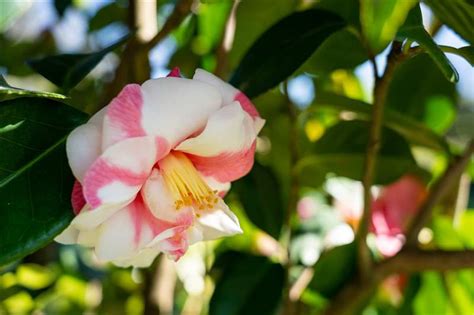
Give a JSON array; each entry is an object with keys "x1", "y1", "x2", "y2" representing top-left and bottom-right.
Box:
[
  {"x1": 175, "y1": 102, "x2": 257, "y2": 157},
  {"x1": 140, "y1": 77, "x2": 222, "y2": 146},
  {"x1": 55, "y1": 225, "x2": 79, "y2": 244},
  {"x1": 67, "y1": 124, "x2": 102, "y2": 183},
  {"x1": 196, "y1": 200, "x2": 242, "y2": 241},
  {"x1": 193, "y1": 68, "x2": 239, "y2": 106},
  {"x1": 141, "y1": 170, "x2": 179, "y2": 222}
]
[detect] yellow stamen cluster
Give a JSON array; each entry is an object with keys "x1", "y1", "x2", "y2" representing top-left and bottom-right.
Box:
[{"x1": 158, "y1": 152, "x2": 218, "y2": 210}]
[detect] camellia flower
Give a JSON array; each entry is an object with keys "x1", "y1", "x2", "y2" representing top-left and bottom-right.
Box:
[
  {"x1": 327, "y1": 175, "x2": 426, "y2": 257},
  {"x1": 55, "y1": 68, "x2": 264, "y2": 267}
]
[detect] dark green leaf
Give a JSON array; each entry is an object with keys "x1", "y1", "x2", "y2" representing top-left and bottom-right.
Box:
[
  {"x1": 441, "y1": 45, "x2": 474, "y2": 66},
  {"x1": 300, "y1": 29, "x2": 368, "y2": 74},
  {"x1": 296, "y1": 121, "x2": 428, "y2": 187},
  {"x1": 360, "y1": 0, "x2": 418, "y2": 52},
  {"x1": 307, "y1": 243, "x2": 356, "y2": 298},
  {"x1": 0, "y1": 98, "x2": 88, "y2": 265},
  {"x1": 233, "y1": 163, "x2": 283, "y2": 239},
  {"x1": 398, "y1": 6, "x2": 459, "y2": 82},
  {"x1": 0, "y1": 75, "x2": 67, "y2": 101},
  {"x1": 88, "y1": 2, "x2": 128, "y2": 32},
  {"x1": 313, "y1": 0, "x2": 360, "y2": 27},
  {"x1": 210, "y1": 252, "x2": 284, "y2": 315},
  {"x1": 313, "y1": 92, "x2": 449, "y2": 151},
  {"x1": 398, "y1": 274, "x2": 422, "y2": 315},
  {"x1": 424, "y1": 0, "x2": 474, "y2": 45},
  {"x1": 27, "y1": 34, "x2": 131, "y2": 92},
  {"x1": 230, "y1": 9, "x2": 346, "y2": 98},
  {"x1": 386, "y1": 53, "x2": 456, "y2": 125}
]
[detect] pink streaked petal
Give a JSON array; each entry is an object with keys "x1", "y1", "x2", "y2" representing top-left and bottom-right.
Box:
[
  {"x1": 167, "y1": 67, "x2": 182, "y2": 78},
  {"x1": 71, "y1": 180, "x2": 86, "y2": 215},
  {"x1": 102, "y1": 84, "x2": 146, "y2": 149},
  {"x1": 187, "y1": 141, "x2": 256, "y2": 183},
  {"x1": 234, "y1": 91, "x2": 260, "y2": 118},
  {"x1": 83, "y1": 136, "x2": 170, "y2": 209}
]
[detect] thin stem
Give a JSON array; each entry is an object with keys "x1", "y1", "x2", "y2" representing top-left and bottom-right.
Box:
[
  {"x1": 358, "y1": 42, "x2": 403, "y2": 280},
  {"x1": 214, "y1": 0, "x2": 240, "y2": 78}
]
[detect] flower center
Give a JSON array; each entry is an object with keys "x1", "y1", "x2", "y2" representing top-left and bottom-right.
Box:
[{"x1": 158, "y1": 152, "x2": 218, "y2": 210}]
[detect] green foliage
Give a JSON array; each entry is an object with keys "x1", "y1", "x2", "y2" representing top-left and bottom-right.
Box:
[
  {"x1": 88, "y1": 2, "x2": 128, "y2": 32},
  {"x1": 233, "y1": 163, "x2": 284, "y2": 239},
  {"x1": 297, "y1": 121, "x2": 427, "y2": 187},
  {"x1": 360, "y1": 0, "x2": 418, "y2": 53},
  {"x1": 230, "y1": 9, "x2": 346, "y2": 98},
  {"x1": 210, "y1": 252, "x2": 285, "y2": 315},
  {"x1": 0, "y1": 98, "x2": 87, "y2": 265},
  {"x1": 398, "y1": 6, "x2": 459, "y2": 82},
  {"x1": 27, "y1": 35, "x2": 130, "y2": 92},
  {"x1": 0, "y1": 75, "x2": 67, "y2": 102},
  {"x1": 307, "y1": 243, "x2": 356, "y2": 298},
  {"x1": 424, "y1": 0, "x2": 474, "y2": 45}
]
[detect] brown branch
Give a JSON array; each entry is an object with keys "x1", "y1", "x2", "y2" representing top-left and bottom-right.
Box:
[
  {"x1": 324, "y1": 249, "x2": 474, "y2": 315},
  {"x1": 214, "y1": 0, "x2": 240, "y2": 79},
  {"x1": 357, "y1": 41, "x2": 404, "y2": 279},
  {"x1": 145, "y1": 0, "x2": 194, "y2": 50},
  {"x1": 406, "y1": 140, "x2": 474, "y2": 245}
]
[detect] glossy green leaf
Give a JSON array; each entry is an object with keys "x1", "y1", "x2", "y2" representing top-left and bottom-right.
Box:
[
  {"x1": 360, "y1": 0, "x2": 417, "y2": 52},
  {"x1": 424, "y1": 0, "x2": 474, "y2": 45},
  {"x1": 313, "y1": 92, "x2": 449, "y2": 151},
  {"x1": 386, "y1": 53, "x2": 456, "y2": 124},
  {"x1": 300, "y1": 29, "x2": 368, "y2": 74},
  {"x1": 0, "y1": 75, "x2": 67, "y2": 101},
  {"x1": 0, "y1": 98, "x2": 88, "y2": 265},
  {"x1": 307, "y1": 243, "x2": 356, "y2": 298},
  {"x1": 230, "y1": 9, "x2": 346, "y2": 98},
  {"x1": 210, "y1": 252, "x2": 284, "y2": 315},
  {"x1": 398, "y1": 6, "x2": 459, "y2": 83},
  {"x1": 232, "y1": 163, "x2": 283, "y2": 239},
  {"x1": 441, "y1": 45, "x2": 474, "y2": 66},
  {"x1": 296, "y1": 121, "x2": 429, "y2": 187},
  {"x1": 27, "y1": 34, "x2": 130, "y2": 92}
]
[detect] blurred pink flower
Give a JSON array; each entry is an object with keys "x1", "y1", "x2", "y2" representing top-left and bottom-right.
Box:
[{"x1": 297, "y1": 196, "x2": 317, "y2": 220}]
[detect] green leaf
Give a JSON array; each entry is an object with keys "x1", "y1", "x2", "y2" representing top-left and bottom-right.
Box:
[
  {"x1": 230, "y1": 9, "x2": 346, "y2": 98},
  {"x1": 0, "y1": 75, "x2": 67, "y2": 102},
  {"x1": 441, "y1": 45, "x2": 474, "y2": 66},
  {"x1": 210, "y1": 252, "x2": 284, "y2": 315},
  {"x1": 27, "y1": 34, "x2": 131, "y2": 92},
  {"x1": 414, "y1": 272, "x2": 450, "y2": 315},
  {"x1": 398, "y1": 6, "x2": 459, "y2": 83},
  {"x1": 313, "y1": 92, "x2": 449, "y2": 151},
  {"x1": 232, "y1": 163, "x2": 283, "y2": 239},
  {"x1": 386, "y1": 53, "x2": 456, "y2": 124},
  {"x1": 307, "y1": 243, "x2": 356, "y2": 298},
  {"x1": 360, "y1": 0, "x2": 418, "y2": 52},
  {"x1": 0, "y1": 98, "x2": 88, "y2": 265},
  {"x1": 313, "y1": 0, "x2": 360, "y2": 27},
  {"x1": 194, "y1": 1, "x2": 232, "y2": 55},
  {"x1": 424, "y1": 0, "x2": 474, "y2": 45},
  {"x1": 88, "y1": 2, "x2": 128, "y2": 32},
  {"x1": 296, "y1": 121, "x2": 429, "y2": 187},
  {"x1": 300, "y1": 29, "x2": 368, "y2": 74}
]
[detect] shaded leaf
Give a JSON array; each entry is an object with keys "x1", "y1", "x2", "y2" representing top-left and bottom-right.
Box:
[
  {"x1": 27, "y1": 34, "x2": 131, "y2": 92},
  {"x1": 233, "y1": 162, "x2": 283, "y2": 239},
  {"x1": 442, "y1": 45, "x2": 474, "y2": 66},
  {"x1": 313, "y1": 92, "x2": 449, "y2": 151},
  {"x1": 313, "y1": 0, "x2": 360, "y2": 27},
  {"x1": 424, "y1": 0, "x2": 474, "y2": 45},
  {"x1": 307, "y1": 243, "x2": 356, "y2": 298},
  {"x1": 230, "y1": 9, "x2": 346, "y2": 98},
  {"x1": 89, "y1": 2, "x2": 128, "y2": 32},
  {"x1": 360, "y1": 0, "x2": 417, "y2": 52},
  {"x1": 296, "y1": 121, "x2": 428, "y2": 187},
  {"x1": 210, "y1": 252, "x2": 284, "y2": 315},
  {"x1": 0, "y1": 98, "x2": 87, "y2": 265},
  {"x1": 398, "y1": 6, "x2": 459, "y2": 82},
  {"x1": 54, "y1": 0, "x2": 73, "y2": 17}
]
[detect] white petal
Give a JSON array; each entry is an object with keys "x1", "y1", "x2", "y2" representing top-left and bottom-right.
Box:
[
  {"x1": 140, "y1": 77, "x2": 222, "y2": 146},
  {"x1": 196, "y1": 200, "x2": 242, "y2": 241},
  {"x1": 55, "y1": 225, "x2": 78, "y2": 244},
  {"x1": 141, "y1": 170, "x2": 180, "y2": 222},
  {"x1": 193, "y1": 68, "x2": 239, "y2": 106},
  {"x1": 67, "y1": 124, "x2": 102, "y2": 183},
  {"x1": 175, "y1": 102, "x2": 257, "y2": 157}
]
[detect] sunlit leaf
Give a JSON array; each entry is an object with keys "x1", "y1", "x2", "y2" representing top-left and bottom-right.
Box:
[
  {"x1": 398, "y1": 6, "x2": 459, "y2": 83},
  {"x1": 0, "y1": 75, "x2": 67, "y2": 101},
  {"x1": 360, "y1": 0, "x2": 418, "y2": 52},
  {"x1": 231, "y1": 9, "x2": 346, "y2": 98}
]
